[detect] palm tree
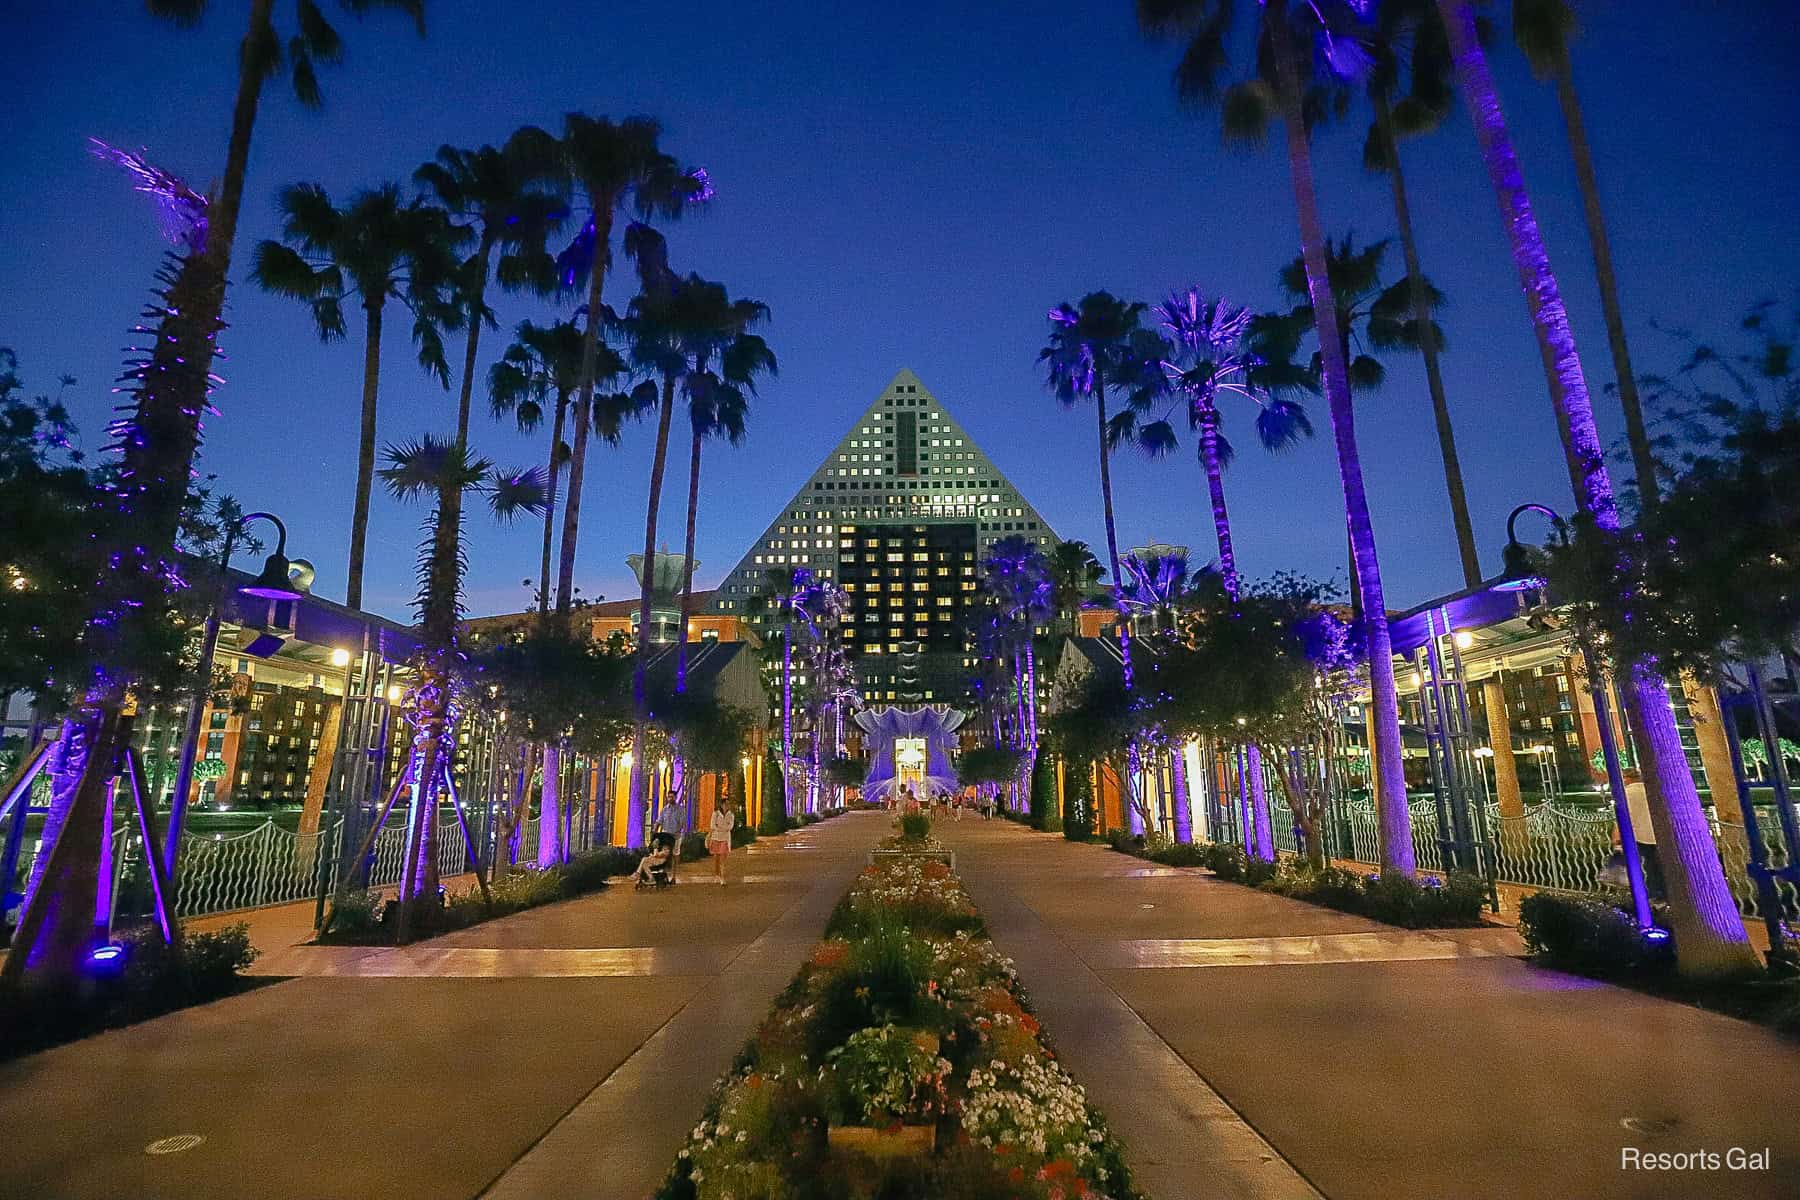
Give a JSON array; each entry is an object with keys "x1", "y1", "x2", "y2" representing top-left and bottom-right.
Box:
[
  {"x1": 148, "y1": 0, "x2": 428, "y2": 403},
  {"x1": 414, "y1": 129, "x2": 566, "y2": 449},
  {"x1": 1046, "y1": 540, "x2": 1103, "y2": 637},
  {"x1": 1119, "y1": 289, "x2": 1314, "y2": 600},
  {"x1": 1362, "y1": 0, "x2": 1483, "y2": 583},
  {"x1": 252, "y1": 182, "x2": 465, "y2": 609},
  {"x1": 551, "y1": 113, "x2": 710, "y2": 624},
  {"x1": 1432, "y1": 0, "x2": 1756, "y2": 973},
  {"x1": 376, "y1": 435, "x2": 543, "y2": 936},
  {"x1": 488, "y1": 318, "x2": 583, "y2": 618},
  {"x1": 673, "y1": 291, "x2": 776, "y2": 692},
  {"x1": 1039, "y1": 294, "x2": 1168, "y2": 616},
  {"x1": 1512, "y1": 0, "x2": 1656, "y2": 507},
  {"x1": 1139, "y1": 0, "x2": 1416, "y2": 875},
  {"x1": 980, "y1": 536, "x2": 1054, "y2": 768}
]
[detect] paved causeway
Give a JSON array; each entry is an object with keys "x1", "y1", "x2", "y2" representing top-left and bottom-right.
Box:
[
  {"x1": 7, "y1": 811, "x2": 1798, "y2": 1200},
  {"x1": 939, "y1": 817, "x2": 1800, "y2": 1200},
  {"x1": 0, "y1": 815, "x2": 880, "y2": 1200}
]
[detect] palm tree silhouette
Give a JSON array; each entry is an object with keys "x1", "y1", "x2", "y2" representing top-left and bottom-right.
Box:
[
  {"x1": 1140, "y1": 0, "x2": 1417, "y2": 874},
  {"x1": 375, "y1": 435, "x2": 543, "y2": 935},
  {"x1": 251, "y1": 182, "x2": 464, "y2": 608},
  {"x1": 488, "y1": 319, "x2": 584, "y2": 619},
  {"x1": 1431, "y1": 0, "x2": 1755, "y2": 973},
  {"x1": 551, "y1": 114, "x2": 709, "y2": 628}
]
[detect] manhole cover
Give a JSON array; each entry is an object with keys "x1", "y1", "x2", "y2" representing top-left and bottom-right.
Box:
[
  {"x1": 1620, "y1": 1117, "x2": 1680, "y2": 1137},
  {"x1": 145, "y1": 1135, "x2": 205, "y2": 1156}
]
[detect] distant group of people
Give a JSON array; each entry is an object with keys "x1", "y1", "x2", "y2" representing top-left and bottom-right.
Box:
[
  {"x1": 882, "y1": 782, "x2": 997, "y2": 821},
  {"x1": 632, "y1": 788, "x2": 737, "y2": 888}
]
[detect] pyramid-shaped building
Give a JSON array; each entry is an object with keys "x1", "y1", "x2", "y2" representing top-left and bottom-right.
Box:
[{"x1": 706, "y1": 368, "x2": 1060, "y2": 704}]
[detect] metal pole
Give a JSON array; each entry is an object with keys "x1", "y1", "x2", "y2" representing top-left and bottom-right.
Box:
[
  {"x1": 1720, "y1": 677, "x2": 1790, "y2": 969},
  {"x1": 1582, "y1": 646, "x2": 1652, "y2": 929},
  {"x1": 166, "y1": 525, "x2": 239, "y2": 887}
]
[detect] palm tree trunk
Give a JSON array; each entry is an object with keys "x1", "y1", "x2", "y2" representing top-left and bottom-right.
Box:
[
  {"x1": 782, "y1": 614, "x2": 794, "y2": 818},
  {"x1": 1091, "y1": 382, "x2": 1136, "y2": 693},
  {"x1": 555, "y1": 393, "x2": 591, "y2": 618},
  {"x1": 1269, "y1": 9, "x2": 1412, "y2": 875},
  {"x1": 453, "y1": 241, "x2": 493, "y2": 451},
  {"x1": 1553, "y1": 59, "x2": 1655, "y2": 504},
  {"x1": 345, "y1": 302, "x2": 384, "y2": 611},
  {"x1": 538, "y1": 741, "x2": 563, "y2": 867},
  {"x1": 1375, "y1": 92, "x2": 1481, "y2": 586},
  {"x1": 1199, "y1": 406, "x2": 1240, "y2": 600},
  {"x1": 1377, "y1": 94, "x2": 1530, "y2": 836},
  {"x1": 1438, "y1": 0, "x2": 1754, "y2": 974},
  {"x1": 628, "y1": 374, "x2": 678, "y2": 847},
  {"x1": 201, "y1": 0, "x2": 273, "y2": 279},
  {"x1": 556, "y1": 212, "x2": 615, "y2": 620},
  {"x1": 537, "y1": 392, "x2": 569, "y2": 620},
  {"x1": 676, "y1": 426, "x2": 703, "y2": 692}
]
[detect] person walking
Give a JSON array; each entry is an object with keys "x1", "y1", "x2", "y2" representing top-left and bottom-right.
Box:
[
  {"x1": 657, "y1": 793, "x2": 687, "y2": 883},
  {"x1": 707, "y1": 794, "x2": 736, "y2": 884}
]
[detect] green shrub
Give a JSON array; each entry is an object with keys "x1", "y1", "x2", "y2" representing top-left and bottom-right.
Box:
[
  {"x1": 899, "y1": 811, "x2": 931, "y2": 842},
  {"x1": 1148, "y1": 841, "x2": 1208, "y2": 868},
  {"x1": 1201, "y1": 842, "x2": 1248, "y2": 881},
  {"x1": 326, "y1": 888, "x2": 382, "y2": 937},
  {"x1": 809, "y1": 916, "x2": 934, "y2": 1058},
  {"x1": 1518, "y1": 892, "x2": 1677, "y2": 973},
  {"x1": 1062, "y1": 761, "x2": 1094, "y2": 841},
  {"x1": 1242, "y1": 854, "x2": 1279, "y2": 886},
  {"x1": 730, "y1": 824, "x2": 757, "y2": 849},
  {"x1": 1105, "y1": 827, "x2": 1144, "y2": 856},
  {"x1": 488, "y1": 866, "x2": 567, "y2": 910},
  {"x1": 561, "y1": 846, "x2": 642, "y2": 893},
  {"x1": 679, "y1": 832, "x2": 709, "y2": 862},
  {"x1": 1356, "y1": 871, "x2": 1485, "y2": 928},
  {"x1": 0, "y1": 921, "x2": 259, "y2": 1061}
]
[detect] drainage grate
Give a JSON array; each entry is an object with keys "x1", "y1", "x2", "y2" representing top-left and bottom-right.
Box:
[{"x1": 145, "y1": 1135, "x2": 205, "y2": 1156}]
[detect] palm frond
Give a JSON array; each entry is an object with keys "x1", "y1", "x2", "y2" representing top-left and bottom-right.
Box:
[
  {"x1": 487, "y1": 465, "x2": 548, "y2": 520},
  {"x1": 380, "y1": 433, "x2": 481, "y2": 499}
]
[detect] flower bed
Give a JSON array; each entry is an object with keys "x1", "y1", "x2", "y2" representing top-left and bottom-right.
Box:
[{"x1": 657, "y1": 816, "x2": 1139, "y2": 1200}]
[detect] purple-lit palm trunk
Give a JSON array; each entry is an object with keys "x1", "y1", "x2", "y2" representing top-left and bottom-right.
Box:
[
  {"x1": 1268, "y1": 11, "x2": 1413, "y2": 875},
  {"x1": 1199, "y1": 405, "x2": 1271, "y2": 857},
  {"x1": 537, "y1": 742, "x2": 564, "y2": 867},
  {"x1": 1437, "y1": 0, "x2": 1753, "y2": 973},
  {"x1": 1171, "y1": 744, "x2": 1193, "y2": 844},
  {"x1": 781, "y1": 615, "x2": 795, "y2": 821},
  {"x1": 1199, "y1": 409, "x2": 1239, "y2": 599}
]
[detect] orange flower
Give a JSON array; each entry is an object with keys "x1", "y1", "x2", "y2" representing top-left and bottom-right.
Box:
[
  {"x1": 1008, "y1": 1166, "x2": 1025, "y2": 1184},
  {"x1": 810, "y1": 940, "x2": 849, "y2": 969}
]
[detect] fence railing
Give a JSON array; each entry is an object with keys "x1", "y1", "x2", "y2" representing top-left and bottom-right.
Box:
[
  {"x1": 98, "y1": 812, "x2": 545, "y2": 922},
  {"x1": 1320, "y1": 797, "x2": 1800, "y2": 921}
]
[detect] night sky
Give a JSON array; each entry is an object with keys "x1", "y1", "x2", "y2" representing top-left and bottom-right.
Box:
[{"x1": 5, "y1": 2, "x2": 1796, "y2": 624}]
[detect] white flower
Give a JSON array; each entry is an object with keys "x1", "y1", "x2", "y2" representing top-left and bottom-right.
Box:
[{"x1": 691, "y1": 1168, "x2": 705, "y2": 1183}]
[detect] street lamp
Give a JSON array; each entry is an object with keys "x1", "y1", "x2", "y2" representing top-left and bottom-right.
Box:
[
  {"x1": 166, "y1": 509, "x2": 309, "y2": 888},
  {"x1": 1501, "y1": 503, "x2": 1652, "y2": 930}
]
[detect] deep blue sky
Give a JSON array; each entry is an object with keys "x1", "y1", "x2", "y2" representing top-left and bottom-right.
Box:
[{"x1": 5, "y1": 2, "x2": 1796, "y2": 623}]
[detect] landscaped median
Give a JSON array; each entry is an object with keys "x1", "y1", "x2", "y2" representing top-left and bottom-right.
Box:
[{"x1": 655, "y1": 814, "x2": 1140, "y2": 1200}]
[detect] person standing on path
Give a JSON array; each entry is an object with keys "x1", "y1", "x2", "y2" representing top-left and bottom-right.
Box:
[
  {"x1": 707, "y1": 794, "x2": 736, "y2": 884},
  {"x1": 657, "y1": 794, "x2": 687, "y2": 882}
]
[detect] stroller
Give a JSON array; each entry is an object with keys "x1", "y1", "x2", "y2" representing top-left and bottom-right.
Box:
[{"x1": 635, "y1": 832, "x2": 678, "y2": 890}]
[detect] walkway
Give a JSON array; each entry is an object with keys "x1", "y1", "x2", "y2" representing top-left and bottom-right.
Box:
[
  {"x1": 940, "y1": 817, "x2": 1800, "y2": 1200},
  {"x1": 0, "y1": 814, "x2": 882, "y2": 1200}
]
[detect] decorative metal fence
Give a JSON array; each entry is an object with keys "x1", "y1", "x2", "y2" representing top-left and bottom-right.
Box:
[
  {"x1": 1312, "y1": 796, "x2": 1800, "y2": 922},
  {"x1": 98, "y1": 812, "x2": 545, "y2": 921}
]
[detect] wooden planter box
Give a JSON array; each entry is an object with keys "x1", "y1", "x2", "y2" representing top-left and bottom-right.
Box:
[
  {"x1": 826, "y1": 1123, "x2": 936, "y2": 1159},
  {"x1": 868, "y1": 847, "x2": 956, "y2": 870}
]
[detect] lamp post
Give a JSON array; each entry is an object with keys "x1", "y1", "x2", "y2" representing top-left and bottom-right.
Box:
[
  {"x1": 165, "y1": 511, "x2": 305, "y2": 887},
  {"x1": 1502, "y1": 503, "x2": 1652, "y2": 931}
]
